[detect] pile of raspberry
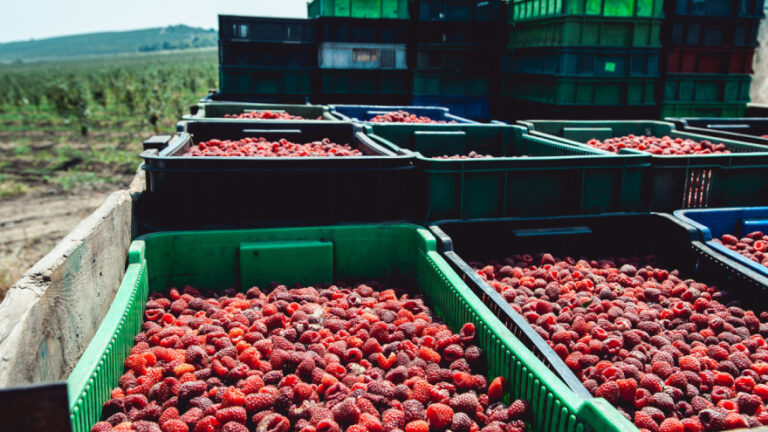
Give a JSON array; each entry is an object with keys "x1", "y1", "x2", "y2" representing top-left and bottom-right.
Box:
[
  {"x1": 586, "y1": 135, "x2": 731, "y2": 155},
  {"x1": 471, "y1": 253, "x2": 768, "y2": 432},
  {"x1": 715, "y1": 232, "x2": 768, "y2": 268},
  {"x1": 223, "y1": 111, "x2": 310, "y2": 120},
  {"x1": 433, "y1": 151, "x2": 494, "y2": 160},
  {"x1": 369, "y1": 111, "x2": 456, "y2": 124},
  {"x1": 90, "y1": 282, "x2": 530, "y2": 432},
  {"x1": 183, "y1": 138, "x2": 362, "y2": 157}
]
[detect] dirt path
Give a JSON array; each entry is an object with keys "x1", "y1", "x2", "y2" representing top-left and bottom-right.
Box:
[{"x1": 0, "y1": 192, "x2": 110, "y2": 297}]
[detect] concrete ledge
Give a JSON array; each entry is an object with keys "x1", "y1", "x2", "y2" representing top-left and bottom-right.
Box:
[{"x1": 0, "y1": 168, "x2": 145, "y2": 386}]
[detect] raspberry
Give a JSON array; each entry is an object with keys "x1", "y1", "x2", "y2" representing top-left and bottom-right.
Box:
[
  {"x1": 734, "y1": 376, "x2": 755, "y2": 393},
  {"x1": 488, "y1": 377, "x2": 505, "y2": 401},
  {"x1": 411, "y1": 381, "x2": 432, "y2": 404},
  {"x1": 618, "y1": 379, "x2": 638, "y2": 402},
  {"x1": 634, "y1": 411, "x2": 659, "y2": 432},
  {"x1": 452, "y1": 372, "x2": 475, "y2": 391},
  {"x1": 659, "y1": 418, "x2": 683, "y2": 432},
  {"x1": 678, "y1": 356, "x2": 700, "y2": 373},
  {"x1": 640, "y1": 375, "x2": 663, "y2": 394},
  {"x1": 382, "y1": 409, "x2": 405, "y2": 429},
  {"x1": 403, "y1": 400, "x2": 426, "y2": 423},
  {"x1": 724, "y1": 413, "x2": 749, "y2": 429},
  {"x1": 736, "y1": 393, "x2": 761, "y2": 415},
  {"x1": 595, "y1": 381, "x2": 620, "y2": 405},
  {"x1": 425, "y1": 403, "x2": 454, "y2": 429},
  {"x1": 698, "y1": 409, "x2": 727, "y2": 432},
  {"x1": 451, "y1": 412, "x2": 472, "y2": 432},
  {"x1": 222, "y1": 387, "x2": 246, "y2": 407},
  {"x1": 245, "y1": 392, "x2": 276, "y2": 412},
  {"x1": 418, "y1": 347, "x2": 441, "y2": 364},
  {"x1": 507, "y1": 400, "x2": 530, "y2": 420},
  {"x1": 193, "y1": 415, "x2": 219, "y2": 432},
  {"x1": 405, "y1": 420, "x2": 429, "y2": 432},
  {"x1": 332, "y1": 398, "x2": 361, "y2": 425},
  {"x1": 359, "y1": 412, "x2": 383, "y2": 432},
  {"x1": 754, "y1": 384, "x2": 768, "y2": 402},
  {"x1": 216, "y1": 407, "x2": 247, "y2": 425},
  {"x1": 680, "y1": 417, "x2": 701, "y2": 432},
  {"x1": 449, "y1": 393, "x2": 479, "y2": 415},
  {"x1": 222, "y1": 422, "x2": 248, "y2": 432},
  {"x1": 162, "y1": 420, "x2": 189, "y2": 432}
]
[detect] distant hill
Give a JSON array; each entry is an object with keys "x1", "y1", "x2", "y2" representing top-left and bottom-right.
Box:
[{"x1": 0, "y1": 25, "x2": 217, "y2": 63}]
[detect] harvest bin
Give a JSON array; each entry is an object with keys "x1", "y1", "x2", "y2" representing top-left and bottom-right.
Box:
[
  {"x1": 219, "y1": 15, "x2": 316, "y2": 43},
  {"x1": 666, "y1": 117, "x2": 768, "y2": 146},
  {"x1": 507, "y1": 16, "x2": 663, "y2": 48},
  {"x1": 141, "y1": 121, "x2": 417, "y2": 230},
  {"x1": 329, "y1": 104, "x2": 475, "y2": 123},
  {"x1": 662, "y1": 16, "x2": 761, "y2": 47},
  {"x1": 183, "y1": 102, "x2": 336, "y2": 122},
  {"x1": 427, "y1": 213, "x2": 768, "y2": 404},
  {"x1": 307, "y1": 0, "x2": 410, "y2": 19},
  {"x1": 365, "y1": 123, "x2": 650, "y2": 220},
  {"x1": 519, "y1": 120, "x2": 768, "y2": 211},
  {"x1": 510, "y1": 0, "x2": 664, "y2": 21},
  {"x1": 674, "y1": 206, "x2": 768, "y2": 279},
  {"x1": 66, "y1": 224, "x2": 635, "y2": 432},
  {"x1": 504, "y1": 46, "x2": 661, "y2": 76}
]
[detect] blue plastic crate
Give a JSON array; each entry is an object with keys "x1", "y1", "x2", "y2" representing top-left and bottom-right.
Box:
[
  {"x1": 411, "y1": 96, "x2": 491, "y2": 121},
  {"x1": 675, "y1": 207, "x2": 768, "y2": 279},
  {"x1": 329, "y1": 104, "x2": 476, "y2": 123}
]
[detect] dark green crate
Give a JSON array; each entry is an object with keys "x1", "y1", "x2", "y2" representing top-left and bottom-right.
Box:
[
  {"x1": 184, "y1": 102, "x2": 336, "y2": 121},
  {"x1": 503, "y1": 74, "x2": 656, "y2": 106},
  {"x1": 519, "y1": 120, "x2": 768, "y2": 211},
  {"x1": 67, "y1": 225, "x2": 636, "y2": 432},
  {"x1": 661, "y1": 102, "x2": 748, "y2": 118},
  {"x1": 662, "y1": 73, "x2": 752, "y2": 103},
  {"x1": 413, "y1": 70, "x2": 492, "y2": 97},
  {"x1": 511, "y1": 0, "x2": 664, "y2": 21},
  {"x1": 319, "y1": 69, "x2": 411, "y2": 95},
  {"x1": 366, "y1": 123, "x2": 650, "y2": 219},
  {"x1": 307, "y1": 0, "x2": 410, "y2": 18},
  {"x1": 219, "y1": 66, "x2": 313, "y2": 95},
  {"x1": 508, "y1": 15, "x2": 662, "y2": 48}
]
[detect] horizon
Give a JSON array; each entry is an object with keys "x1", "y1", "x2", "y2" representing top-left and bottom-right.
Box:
[{"x1": 0, "y1": 0, "x2": 307, "y2": 44}]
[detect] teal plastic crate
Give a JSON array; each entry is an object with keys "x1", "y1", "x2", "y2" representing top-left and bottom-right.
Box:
[
  {"x1": 307, "y1": 0, "x2": 410, "y2": 18},
  {"x1": 662, "y1": 73, "x2": 752, "y2": 103},
  {"x1": 660, "y1": 102, "x2": 747, "y2": 118},
  {"x1": 413, "y1": 70, "x2": 492, "y2": 97},
  {"x1": 519, "y1": 120, "x2": 768, "y2": 210},
  {"x1": 219, "y1": 65, "x2": 313, "y2": 95},
  {"x1": 507, "y1": 16, "x2": 662, "y2": 48},
  {"x1": 503, "y1": 74, "x2": 656, "y2": 106},
  {"x1": 365, "y1": 123, "x2": 650, "y2": 219},
  {"x1": 511, "y1": 0, "x2": 664, "y2": 21},
  {"x1": 319, "y1": 69, "x2": 411, "y2": 95},
  {"x1": 66, "y1": 225, "x2": 637, "y2": 432}
]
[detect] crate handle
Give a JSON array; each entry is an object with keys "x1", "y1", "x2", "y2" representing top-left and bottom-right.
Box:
[
  {"x1": 242, "y1": 129, "x2": 302, "y2": 134},
  {"x1": 743, "y1": 219, "x2": 768, "y2": 232},
  {"x1": 512, "y1": 226, "x2": 592, "y2": 237},
  {"x1": 705, "y1": 123, "x2": 750, "y2": 131},
  {"x1": 243, "y1": 109, "x2": 288, "y2": 114}
]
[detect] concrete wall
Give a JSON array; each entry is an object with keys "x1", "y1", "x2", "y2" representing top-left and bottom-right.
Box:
[{"x1": 0, "y1": 168, "x2": 145, "y2": 386}]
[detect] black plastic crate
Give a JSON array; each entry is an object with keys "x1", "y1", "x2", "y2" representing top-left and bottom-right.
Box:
[
  {"x1": 415, "y1": 43, "x2": 494, "y2": 72},
  {"x1": 219, "y1": 41, "x2": 317, "y2": 68},
  {"x1": 219, "y1": 15, "x2": 316, "y2": 43},
  {"x1": 316, "y1": 17, "x2": 411, "y2": 43},
  {"x1": 141, "y1": 121, "x2": 417, "y2": 230},
  {"x1": 493, "y1": 97, "x2": 660, "y2": 121},
  {"x1": 505, "y1": 46, "x2": 661, "y2": 77},
  {"x1": 667, "y1": 117, "x2": 768, "y2": 146},
  {"x1": 205, "y1": 92, "x2": 311, "y2": 104},
  {"x1": 411, "y1": 0, "x2": 503, "y2": 21},
  {"x1": 219, "y1": 66, "x2": 314, "y2": 96},
  {"x1": 428, "y1": 213, "x2": 768, "y2": 399},
  {"x1": 663, "y1": 15, "x2": 761, "y2": 47},
  {"x1": 664, "y1": 0, "x2": 765, "y2": 18},
  {"x1": 414, "y1": 20, "x2": 502, "y2": 45}
]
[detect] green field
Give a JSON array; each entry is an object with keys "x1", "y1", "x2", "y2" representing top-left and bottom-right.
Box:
[{"x1": 0, "y1": 49, "x2": 217, "y2": 198}]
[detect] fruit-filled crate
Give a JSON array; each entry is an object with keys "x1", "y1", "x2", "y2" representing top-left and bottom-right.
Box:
[
  {"x1": 183, "y1": 102, "x2": 336, "y2": 123},
  {"x1": 140, "y1": 121, "x2": 416, "y2": 230},
  {"x1": 67, "y1": 224, "x2": 634, "y2": 432},
  {"x1": 412, "y1": 96, "x2": 491, "y2": 122},
  {"x1": 504, "y1": 46, "x2": 661, "y2": 77},
  {"x1": 365, "y1": 123, "x2": 650, "y2": 220},
  {"x1": 219, "y1": 15, "x2": 316, "y2": 44},
  {"x1": 662, "y1": 46, "x2": 755, "y2": 75},
  {"x1": 510, "y1": 0, "x2": 664, "y2": 22},
  {"x1": 666, "y1": 117, "x2": 768, "y2": 146},
  {"x1": 507, "y1": 15, "x2": 662, "y2": 48},
  {"x1": 428, "y1": 213, "x2": 768, "y2": 428},
  {"x1": 308, "y1": 0, "x2": 410, "y2": 19},
  {"x1": 674, "y1": 207, "x2": 768, "y2": 279},
  {"x1": 664, "y1": 0, "x2": 765, "y2": 18},
  {"x1": 662, "y1": 16, "x2": 761, "y2": 47},
  {"x1": 518, "y1": 120, "x2": 768, "y2": 211},
  {"x1": 329, "y1": 104, "x2": 475, "y2": 124}
]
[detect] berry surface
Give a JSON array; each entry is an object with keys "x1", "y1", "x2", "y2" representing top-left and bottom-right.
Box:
[
  {"x1": 714, "y1": 232, "x2": 768, "y2": 269},
  {"x1": 183, "y1": 137, "x2": 362, "y2": 157},
  {"x1": 223, "y1": 111, "x2": 316, "y2": 120},
  {"x1": 368, "y1": 110, "x2": 457, "y2": 124},
  {"x1": 586, "y1": 135, "x2": 730, "y2": 155}
]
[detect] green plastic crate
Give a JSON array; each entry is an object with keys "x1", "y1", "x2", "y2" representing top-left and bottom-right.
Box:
[
  {"x1": 319, "y1": 69, "x2": 411, "y2": 95},
  {"x1": 365, "y1": 124, "x2": 650, "y2": 219},
  {"x1": 66, "y1": 225, "x2": 637, "y2": 432},
  {"x1": 413, "y1": 70, "x2": 491, "y2": 97},
  {"x1": 308, "y1": 0, "x2": 410, "y2": 19},
  {"x1": 219, "y1": 65, "x2": 313, "y2": 95},
  {"x1": 662, "y1": 73, "x2": 752, "y2": 103},
  {"x1": 184, "y1": 102, "x2": 336, "y2": 121},
  {"x1": 503, "y1": 74, "x2": 656, "y2": 106},
  {"x1": 511, "y1": 0, "x2": 664, "y2": 21},
  {"x1": 660, "y1": 102, "x2": 748, "y2": 118},
  {"x1": 507, "y1": 16, "x2": 662, "y2": 48},
  {"x1": 519, "y1": 120, "x2": 768, "y2": 211}
]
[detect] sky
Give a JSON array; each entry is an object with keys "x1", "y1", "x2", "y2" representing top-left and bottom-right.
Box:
[{"x1": 0, "y1": 0, "x2": 309, "y2": 43}]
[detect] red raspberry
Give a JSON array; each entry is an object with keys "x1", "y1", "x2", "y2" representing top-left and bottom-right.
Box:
[
  {"x1": 734, "y1": 376, "x2": 756, "y2": 393},
  {"x1": 411, "y1": 381, "x2": 432, "y2": 404},
  {"x1": 507, "y1": 400, "x2": 530, "y2": 420},
  {"x1": 222, "y1": 387, "x2": 246, "y2": 407},
  {"x1": 659, "y1": 418, "x2": 683, "y2": 432},
  {"x1": 449, "y1": 393, "x2": 479, "y2": 415},
  {"x1": 222, "y1": 422, "x2": 249, "y2": 432},
  {"x1": 452, "y1": 372, "x2": 475, "y2": 391},
  {"x1": 193, "y1": 415, "x2": 219, "y2": 432},
  {"x1": 382, "y1": 409, "x2": 405, "y2": 429},
  {"x1": 753, "y1": 384, "x2": 768, "y2": 402},
  {"x1": 736, "y1": 392, "x2": 761, "y2": 415},
  {"x1": 640, "y1": 375, "x2": 663, "y2": 394},
  {"x1": 724, "y1": 413, "x2": 749, "y2": 429},
  {"x1": 216, "y1": 407, "x2": 247, "y2": 425},
  {"x1": 162, "y1": 419, "x2": 189, "y2": 432},
  {"x1": 245, "y1": 392, "x2": 276, "y2": 412},
  {"x1": 403, "y1": 400, "x2": 426, "y2": 423},
  {"x1": 634, "y1": 411, "x2": 659, "y2": 432},
  {"x1": 596, "y1": 381, "x2": 620, "y2": 405},
  {"x1": 488, "y1": 377, "x2": 506, "y2": 401},
  {"x1": 332, "y1": 398, "x2": 361, "y2": 425},
  {"x1": 618, "y1": 379, "x2": 638, "y2": 402},
  {"x1": 359, "y1": 413, "x2": 383, "y2": 432},
  {"x1": 678, "y1": 356, "x2": 700, "y2": 373},
  {"x1": 450, "y1": 412, "x2": 472, "y2": 432},
  {"x1": 405, "y1": 420, "x2": 429, "y2": 432},
  {"x1": 425, "y1": 404, "x2": 453, "y2": 429},
  {"x1": 418, "y1": 347, "x2": 441, "y2": 364}
]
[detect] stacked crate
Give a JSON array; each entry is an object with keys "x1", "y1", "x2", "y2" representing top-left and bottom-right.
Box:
[
  {"x1": 409, "y1": 0, "x2": 503, "y2": 120},
  {"x1": 500, "y1": 0, "x2": 664, "y2": 119},
  {"x1": 659, "y1": 0, "x2": 765, "y2": 117},
  {"x1": 218, "y1": 16, "x2": 316, "y2": 102},
  {"x1": 309, "y1": 0, "x2": 412, "y2": 105}
]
